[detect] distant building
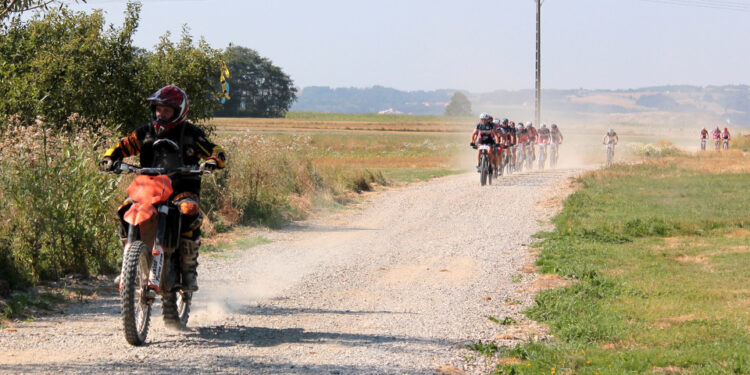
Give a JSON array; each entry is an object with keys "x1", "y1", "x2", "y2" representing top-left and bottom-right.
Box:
[{"x1": 378, "y1": 108, "x2": 403, "y2": 114}]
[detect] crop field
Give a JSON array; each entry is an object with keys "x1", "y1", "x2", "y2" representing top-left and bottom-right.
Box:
[
  {"x1": 205, "y1": 113, "x2": 471, "y2": 183},
  {"x1": 208, "y1": 113, "x2": 473, "y2": 134}
]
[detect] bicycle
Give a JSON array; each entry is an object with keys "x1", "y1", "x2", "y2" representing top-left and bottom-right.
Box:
[
  {"x1": 538, "y1": 142, "x2": 548, "y2": 170},
  {"x1": 605, "y1": 142, "x2": 615, "y2": 167},
  {"x1": 550, "y1": 142, "x2": 560, "y2": 168},
  {"x1": 473, "y1": 144, "x2": 493, "y2": 186}
]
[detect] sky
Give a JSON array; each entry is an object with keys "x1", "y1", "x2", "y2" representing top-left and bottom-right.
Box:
[{"x1": 70, "y1": 0, "x2": 750, "y2": 92}]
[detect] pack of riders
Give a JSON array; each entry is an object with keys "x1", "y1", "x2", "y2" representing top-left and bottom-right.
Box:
[
  {"x1": 470, "y1": 113, "x2": 565, "y2": 174},
  {"x1": 705, "y1": 126, "x2": 730, "y2": 150}
]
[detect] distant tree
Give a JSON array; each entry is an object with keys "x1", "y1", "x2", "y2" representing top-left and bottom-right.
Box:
[
  {"x1": 444, "y1": 91, "x2": 472, "y2": 116},
  {"x1": 214, "y1": 45, "x2": 296, "y2": 118},
  {"x1": 635, "y1": 94, "x2": 679, "y2": 110}
]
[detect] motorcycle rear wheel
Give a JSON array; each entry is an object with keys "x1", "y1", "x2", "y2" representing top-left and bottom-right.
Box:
[
  {"x1": 163, "y1": 290, "x2": 191, "y2": 329},
  {"x1": 121, "y1": 241, "x2": 152, "y2": 346}
]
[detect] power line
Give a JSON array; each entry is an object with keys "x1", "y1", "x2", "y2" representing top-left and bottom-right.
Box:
[
  {"x1": 640, "y1": 0, "x2": 750, "y2": 11},
  {"x1": 638, "y1": 0, "x2": 750, "y2": 13}
]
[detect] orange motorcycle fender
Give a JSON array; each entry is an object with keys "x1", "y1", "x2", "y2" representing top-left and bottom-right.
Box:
[{"x1": 123, "y1": 203, "x2": 157, "y2": 226}]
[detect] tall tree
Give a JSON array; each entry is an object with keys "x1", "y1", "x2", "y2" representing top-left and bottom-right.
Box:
[
  {"x1": 215, "y1": 45, "x2": 296, "y2": 118},
  {"x1": 0, "y1": 2, "x2": 222, "y2": 131},
  {"x1": 444, "y1": 91, "x2": 472, "y2": 116}
]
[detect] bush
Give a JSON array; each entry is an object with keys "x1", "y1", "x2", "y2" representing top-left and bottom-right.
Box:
[
  {"x1": 200, "y1": 133, "x2": 321, "y2": 229},
  {"x1": 629, "y1": 140, "x2": 682, "y2": 158},
  {"x1": 0, "y1": 124, "x2": 121, "y2": 287}
]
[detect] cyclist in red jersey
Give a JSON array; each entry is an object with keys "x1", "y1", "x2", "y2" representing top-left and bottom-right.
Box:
[
  {"x1": 526, "y1": 121, "x2": 537, "y2": 161},
  {"x1": 713, "y1": 126, "x2": 722, "y2": 150},
  {"x1": 723, "y1": 127, "x2": 731, "y2": 149}
]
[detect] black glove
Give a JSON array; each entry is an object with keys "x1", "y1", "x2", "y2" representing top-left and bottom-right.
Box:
[
  {"x1": 201, "y1": 159, "x2": 218, "y2": 171},
  {"x1": 98, "y1": 157, "x2": 114, "y2": 172},
  {"x1": 469, "y1": 142, "x2": 476, "y2": 147}
]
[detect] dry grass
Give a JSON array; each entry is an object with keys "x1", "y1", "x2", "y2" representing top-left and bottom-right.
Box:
[
  {"x1": 207, "y1": 116, "x2": 470, "y2": 134},
  {"x1": 657, "y1": 151, "x2": 750, "y2": 173}
]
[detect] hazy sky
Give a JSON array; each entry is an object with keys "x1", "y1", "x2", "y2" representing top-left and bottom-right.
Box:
[{"x1": 71, "y1": 0, "x2": 749, "y2": 92}]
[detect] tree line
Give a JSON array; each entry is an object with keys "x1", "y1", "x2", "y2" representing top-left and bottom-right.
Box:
[
  {"x1": 0, "y1": 1, "x2": 297, "y2": 289},
  {"x1": 0, "y1": 1, "x2": 296, "y2": 133}
]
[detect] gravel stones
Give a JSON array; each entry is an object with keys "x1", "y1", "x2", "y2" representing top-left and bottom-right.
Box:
[{"x1": 0, "y1": 169, "x2": 582, "y2": 374}]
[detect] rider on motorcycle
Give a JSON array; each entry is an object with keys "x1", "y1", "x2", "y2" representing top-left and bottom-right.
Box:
[
  {"x1": 470, "y1": 113, "x2": 500, "y2": 172},
  {"x1": 98, "y1": 85, "x2": 227, "y2": 291}
]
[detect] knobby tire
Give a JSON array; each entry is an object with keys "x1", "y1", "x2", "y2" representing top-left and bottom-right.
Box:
[{"x1": 121, "y1": 241, "x2": 151, "y2": 346}]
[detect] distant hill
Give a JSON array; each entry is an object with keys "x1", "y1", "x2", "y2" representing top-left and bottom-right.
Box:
[
  {"x1": 292, "y1": 86, "x2": 456, "y2": 115},
  {"x1": 291, "y1": 85, "x2": 750, "y2": 126}
]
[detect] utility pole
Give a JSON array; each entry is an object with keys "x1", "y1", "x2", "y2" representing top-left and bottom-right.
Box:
[{"x1": 535, "y1": 0, "x2": 542, "y2": 127}]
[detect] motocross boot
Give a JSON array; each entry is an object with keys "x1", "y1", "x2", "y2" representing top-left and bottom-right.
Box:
[{"x1": 179, "y1": 233, "x2": 200, "y2": 291}]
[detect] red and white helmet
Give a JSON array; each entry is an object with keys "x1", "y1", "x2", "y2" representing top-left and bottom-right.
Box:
[{"x1": 147, "y1": 85, "x2": 189, "y2": 135}]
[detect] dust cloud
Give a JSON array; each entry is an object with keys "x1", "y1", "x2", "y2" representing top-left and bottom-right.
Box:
[{"x1": 189, "y1": 251, "x2": 313, "y2": 325}]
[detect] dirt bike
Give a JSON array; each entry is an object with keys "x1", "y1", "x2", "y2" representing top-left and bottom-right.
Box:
[
  {"x1": 550, "y1": 141, "x2": 560, "y2": 168},
  {"x1": 107, "y1": 159, "x2": 210, "y2": 346},
  {"x1": 473, "y1": 143, "x2": 493, "y2": 186},
  {"x1": 715, "y1": 138, "x2": 721, "y2": 150},
  {"x1": 723, "y1": 138, "x2": 730, "y2": 150},
  {"x1": 538, "y1": 142, "x2": 548, "y2": 170},
  {"x1": 605, "y1": 142, "x2": 615, "y2": 167},
  {"x1": 700, "y1": 138, "x2": 706, "y2": 150}
]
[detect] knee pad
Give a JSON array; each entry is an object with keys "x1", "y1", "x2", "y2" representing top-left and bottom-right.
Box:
[{"x1": 173, "y1": 194, "x2": 203, "y2": 233}]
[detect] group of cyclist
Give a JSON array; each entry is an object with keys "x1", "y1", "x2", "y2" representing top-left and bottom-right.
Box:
[
  {"x1": 700, "y1": 126, "x2": 731, "y2": 150},
  {"x1": 469, "y1": 112, "x2": 563, "y2": 176}
]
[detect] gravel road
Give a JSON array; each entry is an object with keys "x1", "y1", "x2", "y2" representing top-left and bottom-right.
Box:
[{"x1": 0, "y1": 168, "x2": 582, "y2": 375}]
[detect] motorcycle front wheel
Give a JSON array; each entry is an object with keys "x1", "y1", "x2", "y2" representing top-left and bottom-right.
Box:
[{"x1": 121, "y1": 241, "x2": 152, "y2": 346}]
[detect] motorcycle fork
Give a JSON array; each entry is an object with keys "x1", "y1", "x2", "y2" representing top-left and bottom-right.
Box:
[
  {"x1": 119, "y1": 225, "x2": 140, "y2": 291},
  {"x1": 147, "y1": 205, "x2": 170, "y2": 293}
]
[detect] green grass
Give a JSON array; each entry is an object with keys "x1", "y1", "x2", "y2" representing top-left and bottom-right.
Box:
[
  {"x1": 491, "y1": 156, "x2": 750, "y2": 375},
  {"x1": 202, "y1": 236, "x2": 271, "y2": 255},
  {"x1": 1, "y1": 292, "x2": 65, "y2": 320}
]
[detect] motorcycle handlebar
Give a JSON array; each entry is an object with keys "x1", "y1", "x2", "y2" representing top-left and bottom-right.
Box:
[{"x1": 108, "y1": 162, "x2": 212, "y2": 176}]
